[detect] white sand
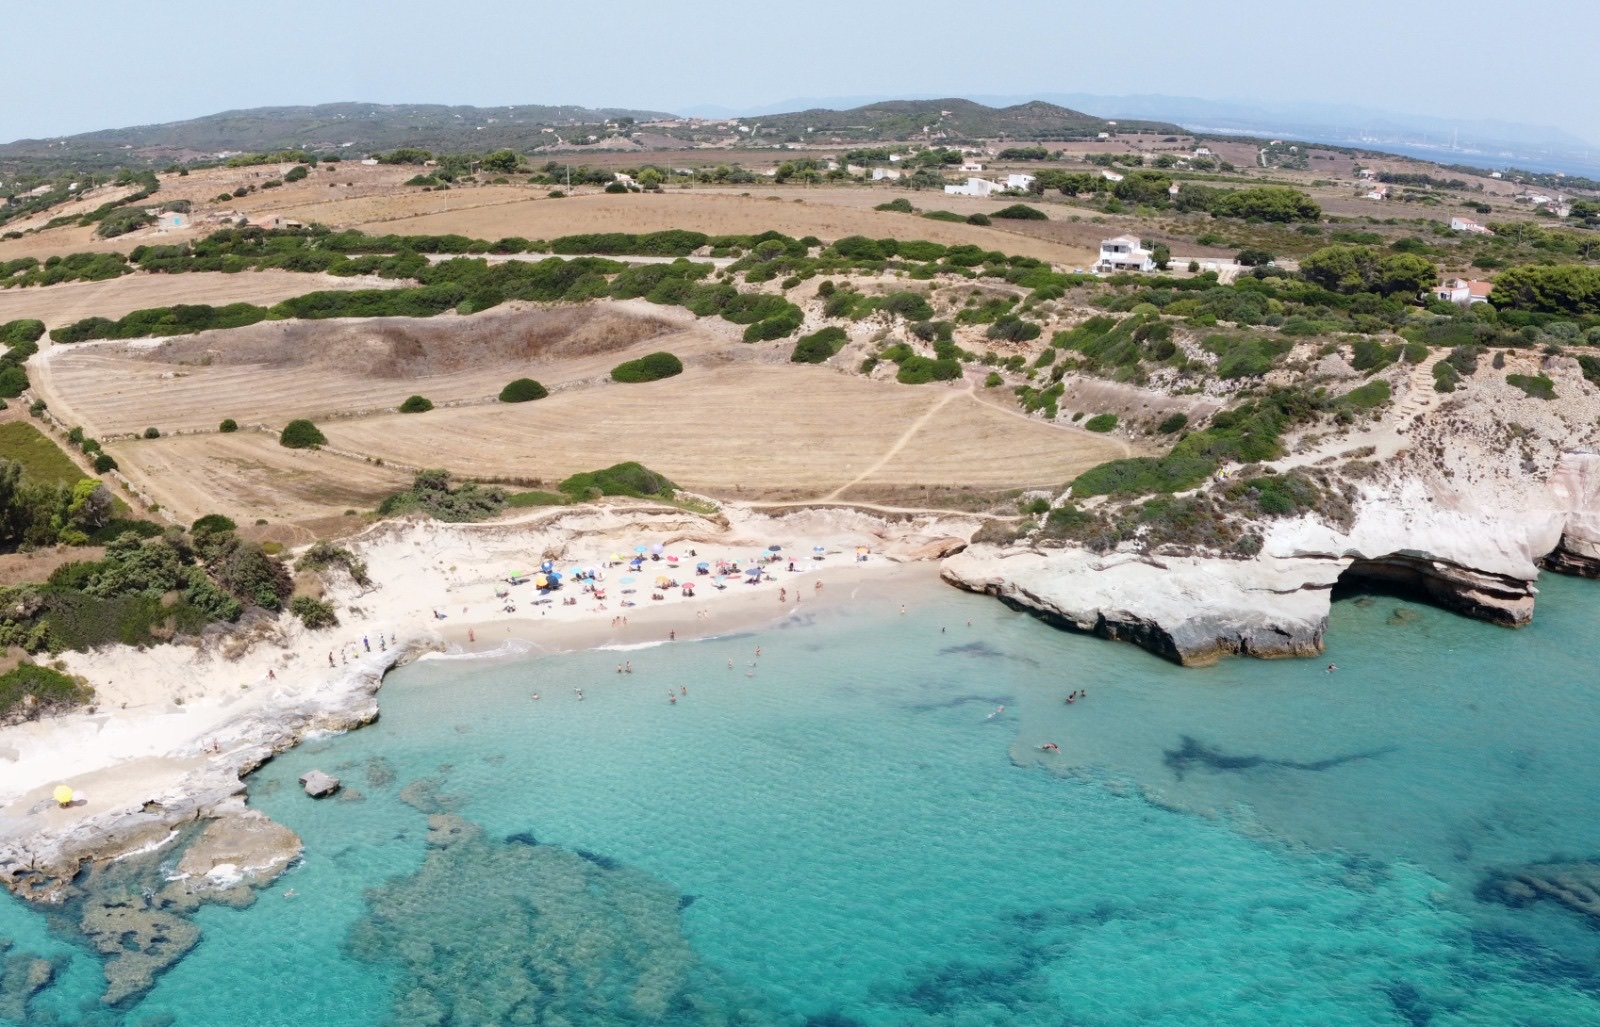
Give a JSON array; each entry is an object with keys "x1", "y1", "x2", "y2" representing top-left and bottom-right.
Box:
[{"x1": 0, "y1": 503, "x2": 977, "y2": 861}]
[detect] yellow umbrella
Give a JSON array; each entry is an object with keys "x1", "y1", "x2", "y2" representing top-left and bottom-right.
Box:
[
  {"x1": 534, "y1": 574, "x2": 548, "y2": 588},
  {"x1": 53, "y1": 785, "x2": 73, "y2": 807}
]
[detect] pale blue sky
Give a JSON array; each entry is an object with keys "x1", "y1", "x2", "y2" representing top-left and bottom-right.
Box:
[{"x1": 4, "y1": 0, "x2": 1592, "y2": 144}]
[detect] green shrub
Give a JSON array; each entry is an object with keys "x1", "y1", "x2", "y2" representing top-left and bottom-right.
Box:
[
  {"x1": 966, "y1": 213, "x2": 991, "y2": 226},
  {"x1": 791, "y1": 326, "x2": 848, "y2": 364},
  {"x1": 611, "y1": 351, "x2": 684, "y2": 383},
  {"x1": 0, "y1": 365, "x2": 28, "y2": 399},
  {"x1": 0, "y1": 319, "x2": 46, "y2": 347},
  {"x1": 922, "y1": 210, "x2": 966, "y2": 223},
  {"x1": 557, "y1": 461, "x2": 675, "y2": 500},
  {"x1": 291, "y1": 595, "x2": 338, "y2": 629},
  {"x1": 1157, "y1": 412, "x2": 1189, "y2": 434},
  {"x1": 895, "y1": 356, "x2": 962, "y2": 384},
  {"x1": 191, "y1": 513, "x2": 237, "y2": 535},
  {"x1": 1506, "y1": 373, "x2": 1556, "y2": 400},
  {"x1": 1338, "y1": 380, "x2": 1392, "y2": 410},
  {"x1": 378, "y1": 469, "x2": 507, "y2": 522},
  {"x1": 874, "y1": 198, "x2": 914, "y2": 213},
  {"x1": 992, "y1": 204, "x2": 1047, "y2": 220},
  {"x1": 0, "y1": 663, "x2": 93, "y2": 720},
  {"x1": 984, "y1": 371, "x2": 1003, "y2": 388},
  {"x1": 92, "y1": 454, "x2": 118, "y2": 473},
  {"x1": 1084, "y1": 413, "x2": 1118, "y2": 432},
  {"x1": 499, "y1": 378, "x2": 549, "y2": 402},
  {"x1": 1432, "y1": 360, "x2": 1461, "y2": 392},
  {"x1": 142, "y1": 427, "x2": 160, "y2": 439},
  {"x1": 218, "y1": 418, "x2": 238, "y2": 433},
  {"x1": 399, "y1": 395, "x2": 434, "y2": 413},
  {"x1": 279, "y1": 419, "x2": 327, "y2": 448}
]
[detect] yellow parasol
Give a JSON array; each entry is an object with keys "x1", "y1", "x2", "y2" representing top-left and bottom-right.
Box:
[{"x1": 53, "y1": 785, "x2": 74, "y2": 807}]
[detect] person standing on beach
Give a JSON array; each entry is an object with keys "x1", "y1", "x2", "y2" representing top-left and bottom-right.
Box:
[{"x1": 363, "y1": 635, "x2": 370, "y2": 652}]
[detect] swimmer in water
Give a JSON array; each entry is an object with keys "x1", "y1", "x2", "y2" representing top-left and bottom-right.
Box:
[
  {"x1": 1039, "y1": 743, "x2": 1059, "y2": 753},
  {"x1": 987, "y1": 705, "x2": 1005, "y2": 720},
  {"x1": 575, "y1": 688, "x2": 585, "y2": 701},
  {"x1": 283, "y1": 889, "x2": 297, "y2": 899},
  {"x1": 680, "y1": 686, "x2": 687, "y2": 696},
  {"x1": 1326, "y1": 663, "x2": 1337, "y2": 673},
  {"x1": 532, "y1": 693, "x2": 541, "y2": 701}
]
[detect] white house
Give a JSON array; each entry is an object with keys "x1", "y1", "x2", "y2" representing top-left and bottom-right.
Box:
[
  {"x1": 1004, "y1": 173, "x2": 1035, "y2": 191},
  {"x1": 1101, "y1": 169, "x2": 1125, "y2": 183},
  {"x1": 613, "y1": 173, "x2": 636, "y2": 187},
  {"x1": 1450, "y1": 217, "x2": 1494, "y2": 236},
  {"x1": 1193, "y1": 147, "x2": 1212, "y2": 157},
  {"x1": 1435, "y1": 278, "x2": 1494, "y2": 305},
  {"x1": 945, "y1": 177, "x2": 1001, "y2": 197},
  {"x1": 1357, "y1": 168, "x2": 1378, "y2": 180},
  {"x1": 871, "y1": 168, "x2": 902, "y2": 181},
  {"x1": 1095, "y1": 235, "x2": 1156, "y2": 273},
  {"x1": 960, "y1": 161, "x2": 985, "y2": 173},
  {"x1": 1364, "y1": 185, "x2": 1389, "y2": 201}
]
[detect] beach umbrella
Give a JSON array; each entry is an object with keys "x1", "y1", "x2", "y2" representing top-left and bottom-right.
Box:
[
  {"x1": 768, "y1": 544, "x2": 782, "y2": 552},
  {"x1": 635, "y1": 545, "x2": 648, "y2": 554},
  {"x1": 745, "y1": 566, "x2": 762, "y2": 578},
  {"x1": 540, "y1": 560, "x2": 554, "y2": 573},
  {"x1": 696, "y1": 561, "x2": 710, "y2": 570},
  {"x1": 610, "y1": 553, "x2": 624, "y2": 561},
  {"x1": 651, "y1": 543, "x2": 665, "y2": 555},
  {"x1": 534, "y1": 574, "x2": 548, "y2": 588},
  {"x1": 548, "y1": 572, "x2": 562, "y2": 584},
  {"x1": 53, "y1": 785, "x2": 73, "y2": 807},
  {"x1": 620, "y1": 576, "x2": 636, "y2": 584},
  {"x1": 856, "y1": 546, "x2": 869, "y2": 554},
  {"x1": 812, "y1": 546, "x2": 825, "y2": 553},
  {"x1": 666, "y1": 555, "x2": 679, "y2": 563}
]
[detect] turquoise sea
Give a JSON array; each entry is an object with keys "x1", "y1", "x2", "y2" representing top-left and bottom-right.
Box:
[{"x1": 6, "y1": 574, "x2": 1600, "y2": 1025}]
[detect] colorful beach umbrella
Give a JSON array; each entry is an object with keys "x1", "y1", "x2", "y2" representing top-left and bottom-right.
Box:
[
  {"x1": 768, "y1": 544, "x2": 782, "y2": 552},
  {"x1": 540, "y1": 560, "x2": 554, "y2": 573},
  {"x1": 651, "y1": 543, "x2": 665, "y2": 554},
  {"x1": 666, "y1": 555, "x2": 679, "y2": 563},
  {"x1": 53, "y1": 785, "x2": 73, "y2": 806},
  {"x1": 635, "y1": 545, "x2": 648, "y2": 554},
  {"x1": 696, "y1": 561, "x2": 710, "y2": 570},
  {"x1": 745, "y1": 566, "x2": 761, "y2": 577},
  {"x1": 620, "y1": 576, "x2": 636, "y2": 584}
]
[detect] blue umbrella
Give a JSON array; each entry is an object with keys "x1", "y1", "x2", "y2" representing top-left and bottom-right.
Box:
[
  {"x1": 635, "y1": 545, "x2": 648, "y2": 554},
  {"x1": 620, "y1": 576, "x2": 636, "y2": 584},
  {"x1": 745, "y1": 566, "x2": 761, "y2": 578},
  {"x1": 540, "y1": 560, "x2": 554, "y2": 573},
  {"x1": 696, "y1": 561, "x2": 710, "y2": 570},
  {"x1": 768, "y1": 544, "x2": 782, "y2": 552}
]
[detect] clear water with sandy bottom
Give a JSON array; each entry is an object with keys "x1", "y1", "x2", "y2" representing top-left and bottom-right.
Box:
[{"x1": 6, "y1": 574, "x2": 1600, "y2": 1025}]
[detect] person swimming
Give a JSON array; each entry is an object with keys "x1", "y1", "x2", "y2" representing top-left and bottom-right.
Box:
[
  {"x1": 575, "y1": 688, "x2": 584, "y2": 701},
  {"x1": 987, "y1": 705, "x2": 1005, "y2": 719},
  {"x1": 1039, "y1": 742, "x2": 1059, "y2": 752}
]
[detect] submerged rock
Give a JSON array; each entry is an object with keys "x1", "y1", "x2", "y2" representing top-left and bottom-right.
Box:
[
  {"x1": 1479, "y1": 860, "x2": 1600, "y2": 922},
  {"x1": 298, "y1": 770, "x2": 341, "y2": 798},
  {"x1": 0, "y1": 939, "x2": 56, "y2": 1023},
  {"x1": 350, "y1": 811, "x2": 781, "y2": 1026}
]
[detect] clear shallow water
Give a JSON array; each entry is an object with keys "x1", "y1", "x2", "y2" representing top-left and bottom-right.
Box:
[{"x1": 5, "y1": 577, "x2": 1600, "y2": 1025}]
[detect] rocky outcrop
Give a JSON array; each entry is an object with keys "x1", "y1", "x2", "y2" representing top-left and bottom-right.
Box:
[
  {"x1": 942, "y1": 548, "x2": 1331, "y2": 666},
  {"x1": 941, "y1": 459, "x2": 1600, "y2": 665},
  {"x1": 0, "y1": 644, "x2": 416, "y2": 902},
  {"x1": 298, "y1": 770, "x2": 340, "y2": 798}
]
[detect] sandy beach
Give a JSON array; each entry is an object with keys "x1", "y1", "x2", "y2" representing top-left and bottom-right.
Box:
[{"x1": 0, "y1": 501, "x2": 978, "y2": 897}]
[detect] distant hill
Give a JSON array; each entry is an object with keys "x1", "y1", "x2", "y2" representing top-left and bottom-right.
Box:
[
  {"x1": 0, "y1": 102, "x2": 676, "y2": 174},
  {"x1": 0, "y1": 97, "x2": 1185, "y2": 178},
  {"x1": 739, "y1": 98, "x2": 1179, "y2": 143}
]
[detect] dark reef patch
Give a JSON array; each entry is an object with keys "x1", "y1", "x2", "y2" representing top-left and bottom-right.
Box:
[{"x1": 1163, "y1": 735, "x2": 1397, "y2": 781}]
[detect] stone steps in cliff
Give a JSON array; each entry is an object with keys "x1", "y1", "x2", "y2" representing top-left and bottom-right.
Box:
[{"x1": 1394, "y1": 358, "x2": 1443, "y2": 430}]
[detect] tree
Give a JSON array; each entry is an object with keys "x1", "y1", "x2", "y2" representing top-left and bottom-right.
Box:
[
  {"x1": 1152, "y1": 243, "x2": 1171, "y2": 271},
  {"x1": 499, "y1": 378, "x2": 548, "y2": 403},
  {"x1": 1374, "y1": 253, "x2": 1437, "y2": 298},
  {"x1": 637, "y1": 168, "x2": 664, "y2": 190},
  {"x1": 480, "y1": 150, "x2": 520, "y2": 174},
  {"x1": 279, "y1": 419, "x2": 327, "y2": 449},
  {"x1": 399, "y1": 395, "x2": 433, "y2": 413}
]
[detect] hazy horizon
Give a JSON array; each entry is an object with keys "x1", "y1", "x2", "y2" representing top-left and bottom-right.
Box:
[{"x1": 4, "y1": 0, "x2": 1593, "y2": 146}]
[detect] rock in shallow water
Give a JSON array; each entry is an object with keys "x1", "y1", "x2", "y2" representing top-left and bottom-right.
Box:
[{"x1": 298, "y1": 770, "x2": 341, "y2": 798}]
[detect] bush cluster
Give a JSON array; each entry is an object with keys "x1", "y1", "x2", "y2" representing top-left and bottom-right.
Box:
[
  {"x1": 611, "y1": 352, "x2": 684, "y2": 383},
  {"x1": 499, "y1": 378, "x2": 548, "y2": 402}
]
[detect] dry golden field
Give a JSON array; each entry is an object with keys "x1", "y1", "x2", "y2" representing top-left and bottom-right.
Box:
[
  {"x1": 0, "y1": 270, "x2": 396, "y2": 328},
  {"x1": 35, "y1": 299, "x2": 1128, "y2": 522},
  {"x1": 105, "y1": 431, "x2": 411, "y2": 526}
]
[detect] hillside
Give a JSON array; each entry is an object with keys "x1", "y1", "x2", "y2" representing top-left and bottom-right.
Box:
[
  {"x1": 0, "y1": 98, "x2": 1182, "y2": 178},
  {"x1": 740, "y1": 98, "x2": 1179, "y2": 143},
  {"x1": 0, "y1": 102, "x2": 676, "y2": 174}
]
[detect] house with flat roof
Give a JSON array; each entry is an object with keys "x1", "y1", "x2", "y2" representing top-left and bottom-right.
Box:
[
  {"x1": 1435, "y1": 278, "x2": 1494, "y2": 305},
  {"x1": 1450, "y1": 217, "x2": 1494, "y2": 236},
  {"x1": 1095, "y1": 235, "x2": 1156, "y2": 273},
  {"x1": 945, "y1": 177, "x2": 1001, "y2": 197}
]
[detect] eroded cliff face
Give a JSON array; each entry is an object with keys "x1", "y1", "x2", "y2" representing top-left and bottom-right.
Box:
[{"x1": 943, "y1": 450, "x2": 1600, "y2": 667}]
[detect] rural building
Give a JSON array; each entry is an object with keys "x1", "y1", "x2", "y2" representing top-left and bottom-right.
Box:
[
  {"x1": 1004, "y1": 174, "x2": 1035, "y2": 191},
  {"x1": 1101, "y1": 170, "x2": 1125, "y2": 183},
  {"x1": 961, "y1": 161, "x2": 985, "y2": 173},
  {"x1": 1364, "y1": 185, "x2": 1389, "y2": 201},
  {"x1": 1435, "y1": 278, "x2": 1494, "y2": 305},
  {"x1": 944, "y1": 177, "x2": 1001, "y2": 197},
  {"x1": 871, "y1": 168, "x2": 901, "y2": 181},
  {"x1": 613, "y1": 173, "x2": 636, "y2": 187},
  {"x1": 1194, "y1": 147, "x2": 1212, "y2": 157},
  {"x1": 1095, "y1": 235, "x2": 1156, "y2": 273},
  {"x1": 1450, "y1": 217, "x2": 1494, "y2": 235},
  {"x1": 1357, "y1": 168, "x2": 1378, "y2": 180}
]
